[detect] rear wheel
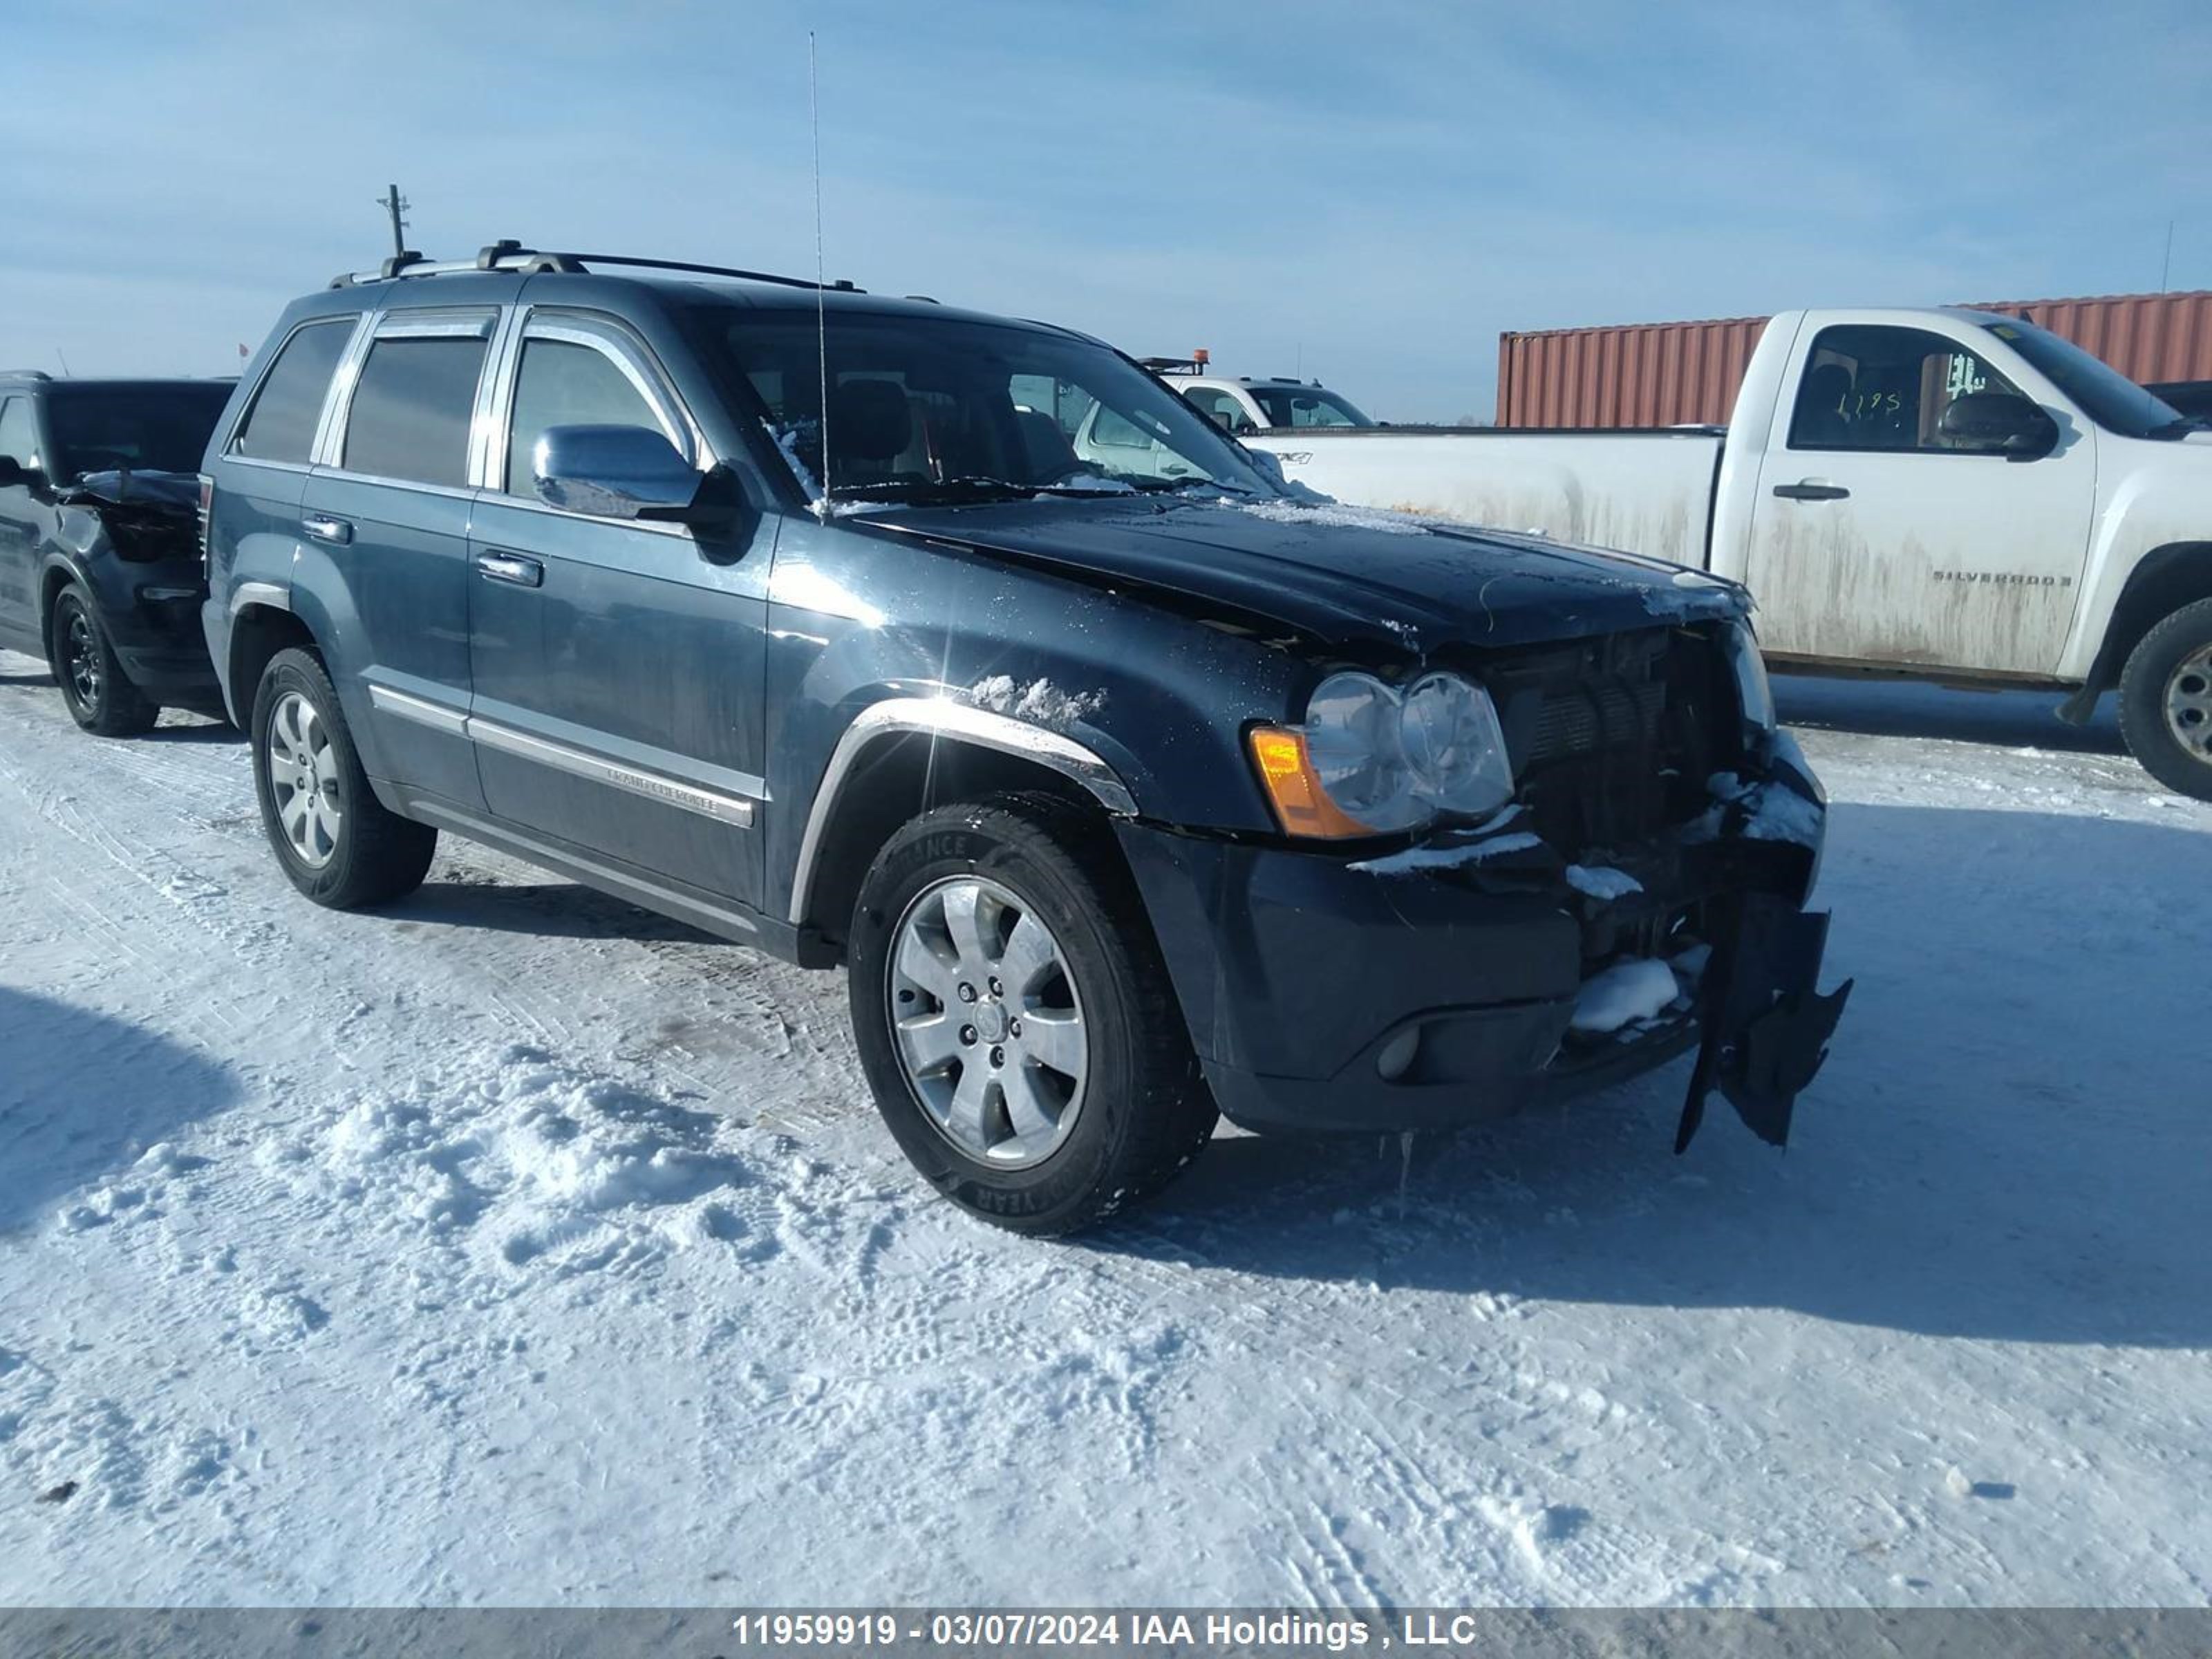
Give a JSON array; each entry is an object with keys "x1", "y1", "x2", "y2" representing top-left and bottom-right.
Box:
[
  {"x1": 250, "y1": 648, "x2": 436, "y2": 908},
  {"x1": 2118, "y1": 597, "x2": 2212, "y2": 802},
  {"x1": 49, "y1": 585, "x2": 157, "y2": 736},
  {"x1": 848, "y1": 794, "x2": 1216, "y2": 1235}
]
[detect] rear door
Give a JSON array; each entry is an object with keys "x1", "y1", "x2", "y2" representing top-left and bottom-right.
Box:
[
  {"x1": 1743, "y1": 319, "x2": 2093, "y2": 675},
  {"x1": 467, "y1": 307, "x2": 774, "y2": 909},
  {"x1": 303, "y1": 306, "x2": 498, "y2": 809}
]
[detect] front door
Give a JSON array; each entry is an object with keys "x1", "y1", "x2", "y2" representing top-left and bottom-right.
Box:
[
  {"x1": 0, "y1": 396, "x2": 46, "y2": 651},
  {"x1": 467, "y1": 311, "x2": 773, "y2": 910},
  {"x1": 1745, "y1": 321, "x2": 2094, "y2": 676}
]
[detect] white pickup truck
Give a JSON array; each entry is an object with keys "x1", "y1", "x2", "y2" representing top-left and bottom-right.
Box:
[{"x1": 1239, "y1": 308, "x2": 2212, "y2": 800}]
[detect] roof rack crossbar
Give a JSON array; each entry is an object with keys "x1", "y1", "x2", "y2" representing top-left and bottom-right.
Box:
[{"x1": 330, "y1": 243, "x2": 862, "y2": 293}]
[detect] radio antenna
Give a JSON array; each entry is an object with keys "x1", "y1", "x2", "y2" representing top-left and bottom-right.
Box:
[{"x1": 809, "y1": 30, "x2": 831, "y2": 519}]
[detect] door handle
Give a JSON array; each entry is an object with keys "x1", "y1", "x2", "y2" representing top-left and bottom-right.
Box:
[
  {"x1": 301, "y1": 514, "x2": 353, "y2": 545},
  {"x1": 1772, "y1": 480, "x2": 1850, "y2": 502},
  {"x1": 476, "y1": 552, "x2": 544, "y2": 588}
]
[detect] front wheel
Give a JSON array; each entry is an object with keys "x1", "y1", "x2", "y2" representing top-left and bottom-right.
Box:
[
  {"x1": 250, "y1": 648, "x2": 437, "y2": 908},
  {"x1": 848, "y1": 794, "x2": 1216, "y2": 1235},
  {"x1": 2118, "y1": 597, "x2": 2212, "y2": 802},
  {"x1": 49, "y1": 585, "x2": 157, "y2": 736}
]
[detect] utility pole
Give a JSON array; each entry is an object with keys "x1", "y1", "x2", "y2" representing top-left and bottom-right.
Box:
[{"x1": 376, "y1": 185, "x2": 411, "y2": 259}]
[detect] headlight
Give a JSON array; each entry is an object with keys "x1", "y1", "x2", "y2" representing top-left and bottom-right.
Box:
[
  {"x1": 1727, "y1": 621, "x2": 1776, "y2": 735},
  {"x1": 1250, "y1": 670, "x2": 1515, "y2": 838}
]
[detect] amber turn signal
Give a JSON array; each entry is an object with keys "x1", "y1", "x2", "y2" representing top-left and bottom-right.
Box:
[{"x1": 1246, "y1": 726, "x2": 1374, "y2": 840}]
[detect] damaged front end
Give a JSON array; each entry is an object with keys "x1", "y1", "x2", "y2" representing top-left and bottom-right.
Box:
[{"x1": 1114, "y1": 619, "x2": 1853, "y2": 1150}]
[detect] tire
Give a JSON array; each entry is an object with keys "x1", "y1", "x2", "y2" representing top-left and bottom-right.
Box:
[
  {"x1": 848, "y1": 792, "x2": 1217, "y2": 1235},
  {"x1": 48, "y1": 584, "x2": 157, "y2": 736},
  {"x1": 250, "y1": 647, "x2": 436, "y2": 908},
  {"x1": 2117, "y1": 597, "x2": 2212, "y2": 803}
]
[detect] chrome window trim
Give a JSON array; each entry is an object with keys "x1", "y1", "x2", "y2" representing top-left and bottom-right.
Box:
[
  {"x1": 369, "y1": 685, "x2": 762, "y2": 827},
  {"x1": 372, "y1": 314, "x2": 497, "y2": 341},
  {"x1": 787, "y1": 697, "x2": 1136, "y2": 926}
]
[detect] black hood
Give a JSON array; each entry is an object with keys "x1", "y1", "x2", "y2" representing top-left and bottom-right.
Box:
[{"x1": 859, "y1": 496, "x2": 1745, "y2": 653}]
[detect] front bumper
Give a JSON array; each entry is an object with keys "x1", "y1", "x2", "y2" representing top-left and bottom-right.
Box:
[{"x1": 1116, "y1": 753, "x2": 1850, "y2": 1146}]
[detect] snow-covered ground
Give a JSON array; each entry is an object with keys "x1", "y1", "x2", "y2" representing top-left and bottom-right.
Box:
[{"x1": 1, "y1": 648, "x2": 2206, "y2": 1608}]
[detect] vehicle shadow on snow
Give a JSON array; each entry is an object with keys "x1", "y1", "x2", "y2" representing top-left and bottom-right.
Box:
[
  {"x1": 1091, "y1": 803, "x2": 2210, "y2": 1351},
  {"x1": 1774, "y1": 673, "x2": 2126, "y2": 757},
  {"x1": 0, "y1": 986, "x2": 240, "y2": 1233}
]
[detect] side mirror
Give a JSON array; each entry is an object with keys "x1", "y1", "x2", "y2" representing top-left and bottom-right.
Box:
[
  {"x1": 1939, "y1": 391, "x2": 2058, "y2": 461},
  {"x1": 534, "y1": 424, "x2": 704, "y2": 521},
  {"x1": 0, "y1": 456, "x2": 39, "y2": 489}
]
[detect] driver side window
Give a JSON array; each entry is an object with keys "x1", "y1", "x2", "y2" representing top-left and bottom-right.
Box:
[
  {"x1": 1788, "y1": 325, "x2": 2025, "y2": 454},
  {"x1": 506, "y1": 335, "x2": 681, "y2": 496}
]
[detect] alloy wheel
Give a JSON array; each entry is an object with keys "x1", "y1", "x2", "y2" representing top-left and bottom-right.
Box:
[
  {"x1": 886, "y1": 874, "x2": 1089, "y2": 1168},
  {"x1": 266, "y1": 691, "x2": 344, "y2": 868},
  {"x1": 63, "y1": 607, "x2": 100, "y2": 709}
]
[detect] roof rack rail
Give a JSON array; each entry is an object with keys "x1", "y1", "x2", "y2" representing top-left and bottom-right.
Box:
[
  {"x1": 331, "y1": 241, "x2": 862, "y2": 294},
  {"x1": 0, "y1": 368, "x2": 54, "y2": 381}
]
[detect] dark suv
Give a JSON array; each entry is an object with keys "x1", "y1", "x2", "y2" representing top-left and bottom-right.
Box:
[
  {"x1": 0, "y1": 371, "x2": 233, "y2": 732},
  {"x1": 201, "y1": 243, "x2": 1849, "y2": 1233}
]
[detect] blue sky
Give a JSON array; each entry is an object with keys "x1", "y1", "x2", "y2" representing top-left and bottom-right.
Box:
[{"x1": 3, "y1": 0, "x2": 2206, "y2": 419}]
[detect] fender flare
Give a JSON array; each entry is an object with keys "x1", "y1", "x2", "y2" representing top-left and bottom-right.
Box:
[{"x1": 785, "y1": 697, "x2": 1137, "y2": 927}]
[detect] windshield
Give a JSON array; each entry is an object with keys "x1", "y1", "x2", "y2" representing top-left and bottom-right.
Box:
[
  {"x1": 697, "y1": 308, "x2": 1278, "y2": 505},
  {"x1": 1247, "y1": 384, "x2": 1374, "y2": 428},
  {"x1": 47, "y1": 384, "x2": 233, "y2": 478},
  {"x1": 1978, "y1": 319, "x2": 2191, "y2": 440}
]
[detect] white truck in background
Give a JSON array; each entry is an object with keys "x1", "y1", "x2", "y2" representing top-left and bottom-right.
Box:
[
  {"x1": 1142, "y1": 356, "x2": 1378, "y2": 434},
  {"x1": 1223, "y1": 308, "x2": 2212, "y2": 800}
]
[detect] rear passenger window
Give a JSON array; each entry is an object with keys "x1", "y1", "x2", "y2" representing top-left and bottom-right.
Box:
[
  {"x1": 505, "y1": 338, "x2": 673, "y2": 494},
  {"x1": 343, "y1": 335, "x2": 490, "y2": 489},
  {"x1": 231, "y1": 320, "x2": 351, "y2": 465}
]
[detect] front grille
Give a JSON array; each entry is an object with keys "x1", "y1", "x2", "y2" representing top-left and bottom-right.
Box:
[{"x1": 1481, "y1": 625, "x2": 1734, "y2": 850}]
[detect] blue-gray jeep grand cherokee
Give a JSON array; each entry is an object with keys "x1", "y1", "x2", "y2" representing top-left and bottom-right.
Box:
[{"x1": 201, "y1": 242, "x2": 1849, "y2": 1234}]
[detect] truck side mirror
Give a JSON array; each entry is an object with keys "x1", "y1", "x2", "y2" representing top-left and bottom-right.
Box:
[
  {"x1": 0, "y1": 456, "x2": 39, "y2": 489},
  {"x1": 1939, "y1": 391, "x2": 2058, "y2": 461}
]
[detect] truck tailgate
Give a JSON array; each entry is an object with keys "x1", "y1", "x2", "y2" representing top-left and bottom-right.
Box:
[{"x1": 1247, "y1": 427, "x2": 1726, "y2": 571}]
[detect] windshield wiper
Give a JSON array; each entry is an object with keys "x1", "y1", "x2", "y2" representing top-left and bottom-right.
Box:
[
  {"x1": 1127, "y1": 476, "x2": 1250, "y2": 497},
  {"x1": 831, "y1": 476, "x2": 1152, "y2": 507}
]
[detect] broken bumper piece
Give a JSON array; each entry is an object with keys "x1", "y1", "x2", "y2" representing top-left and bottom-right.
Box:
[{"x1": 1674, "y1": 892, "x2": 1853, "y2": 1152}]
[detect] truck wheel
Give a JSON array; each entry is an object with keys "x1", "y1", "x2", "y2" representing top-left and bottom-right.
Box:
[
  {"x1": 49, "y1": 585, "x2": 157, "y2": 736},
  {"x1": 250, "y1": 648, "x2": 436, "y2": 908},
  {"x1": 848, "y1": 793, "x2": 1216, "y2": 1235},
  {"x1": 2118, "y1": 597, "x2": 2212, "y2": 802}
]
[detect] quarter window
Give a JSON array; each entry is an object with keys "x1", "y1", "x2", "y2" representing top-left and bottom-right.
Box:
[
  {"x1": 1788, "y1": 325, "x2": 2025, "y2": 454},
  {"x1": 231, "y1": 320, "x2": 352, "y2": 465},
  {"x1": 342, "y1": 335, "x2": 489, "y2": 487},
  {"x1": 505, "y1": 337, "x2": 675, "y2": 496}
]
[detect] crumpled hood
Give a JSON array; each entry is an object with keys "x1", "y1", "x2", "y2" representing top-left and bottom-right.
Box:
[
  {"x1": 859, "y1": 496, "x2": 1745, "y2": 653},
  {"x1": 55, "y1": 468, "x2": 203, "y2": 563}
]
